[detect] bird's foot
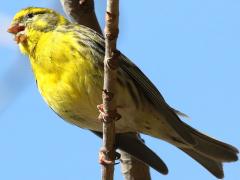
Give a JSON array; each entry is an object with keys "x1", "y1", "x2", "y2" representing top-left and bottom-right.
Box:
[
  {"x1": 97, "y1": 104, "x2": 121, "y2": 123},
  {"x1": 99, "y1": 147, "x2": 121, "y2": 165}
]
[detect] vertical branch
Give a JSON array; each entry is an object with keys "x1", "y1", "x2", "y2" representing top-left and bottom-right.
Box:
[
  {"x1": 120, "y1": 134, "x2": 151, "y2": 180},
  {"x1": 60, "y1": 1, "x2": 151, "y2": 180},
  {"x1": 100, "y1": 0, "x2": 120, "y2": 180},
  {"x1": 120, "y1": 151, "x2": 151, "y2": 180}
]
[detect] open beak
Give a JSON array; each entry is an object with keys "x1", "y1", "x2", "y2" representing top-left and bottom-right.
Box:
[{"x1": 7, "y1": 23, "x2": 27, "y2": 44}]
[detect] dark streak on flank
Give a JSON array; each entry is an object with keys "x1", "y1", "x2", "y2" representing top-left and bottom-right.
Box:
[
  {"x1": 134, "y1": 81, "x2": 148, "y2": 108},
  {"x1": 70, "y1": 45, "x2": 76, "y2": 53},
  {"x1": 126, "y1": 80, "x2": 140, "y2": 109},
  {"x1": 116, "y1": 77, "x2": 125, "y2": 88}
]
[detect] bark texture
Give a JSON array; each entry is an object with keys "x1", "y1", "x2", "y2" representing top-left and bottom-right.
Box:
[{"x1": 100, "y1": 1, "x2": 120, "y2": 179}]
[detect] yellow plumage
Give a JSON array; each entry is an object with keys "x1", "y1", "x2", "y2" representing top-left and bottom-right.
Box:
[
  {"x1": 12, "y1": 7, "x2": 140, "y2": 132},
  {"x1": 8, "y1": 7, "x2": 238, "y2": 178}
]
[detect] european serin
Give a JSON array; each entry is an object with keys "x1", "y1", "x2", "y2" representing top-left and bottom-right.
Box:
[{"x1": 8, "y1": 7, "x2": 238, "y2": 178}]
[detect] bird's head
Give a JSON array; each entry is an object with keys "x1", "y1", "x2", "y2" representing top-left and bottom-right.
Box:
[{"x1": 7, "y1": 7, "x2": 69, "y2": 46}]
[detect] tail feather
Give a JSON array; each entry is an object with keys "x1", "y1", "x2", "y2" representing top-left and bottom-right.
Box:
[
  {"x1": 173, "y1": 120, "x2": 238, "y2": 178},
  {"x1": 182, "y1": 122, "x2": 239, "y2": 162},
  {"x1": 180, "y1": 147, "x2": 224, "y2": 179},
  {"x1": 193, "y1": 133, "x2": 238, "y2": 162}
]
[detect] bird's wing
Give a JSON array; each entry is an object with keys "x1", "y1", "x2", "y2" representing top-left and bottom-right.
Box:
[
  {"x1": 119, "y1": 55, "x2": 196, "y2": 145},
  {"x1": 65, "y1": 25, "x2": 239, "y2": 178},
  {"x1": 71, "y1": 24, "x2": 195, "y2": 144}
]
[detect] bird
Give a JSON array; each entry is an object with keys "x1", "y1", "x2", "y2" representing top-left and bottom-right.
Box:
[{"x1": 7, "y1": 7, "x2": 238, "y2": 179}]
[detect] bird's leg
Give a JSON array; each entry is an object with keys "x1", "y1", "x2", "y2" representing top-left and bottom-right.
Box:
[
  {"x1": 97, "y1": 103, "x2": 121, "y2": 164},
  {"x1": 97, "y1": 89, "x2": 121, "y2": 165}
]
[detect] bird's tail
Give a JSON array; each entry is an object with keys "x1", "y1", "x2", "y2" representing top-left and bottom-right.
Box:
[
  {"x1": 177, "y1": 121, "x2": 239, "y2": 179},
  {"x1": 179, "y1": 147, "x2": 224, "y2": 178}
]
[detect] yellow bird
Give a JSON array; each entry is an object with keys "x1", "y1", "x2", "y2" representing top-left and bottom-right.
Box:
[{"x1": 8, "y1": 7, "x2": 238, "y2": 178}]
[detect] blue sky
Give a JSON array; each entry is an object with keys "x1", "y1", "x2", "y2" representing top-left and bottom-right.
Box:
[{"x1": 0, "y1": 0, "x2": 239, "y2": 179}]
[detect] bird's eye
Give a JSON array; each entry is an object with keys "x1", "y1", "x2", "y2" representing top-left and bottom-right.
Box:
[{"x1": 26, "y1": 13, "x2": 34, "y2": 18}]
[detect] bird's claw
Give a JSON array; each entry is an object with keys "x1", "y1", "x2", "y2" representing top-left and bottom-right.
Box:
[
  {"x1": 99, "y1": 147, "x2": 121, "y2": 165},
  {"x1": 97, "y1": 104, "x2": 121, "y2": 123}
]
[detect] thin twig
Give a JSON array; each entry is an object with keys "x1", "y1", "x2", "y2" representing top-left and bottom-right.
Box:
[{"x1": 99, "y1": 0, "x2": 120, "y2": 180}]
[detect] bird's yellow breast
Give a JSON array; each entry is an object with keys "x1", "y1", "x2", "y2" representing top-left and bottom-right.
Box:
[
  {"x1": 29, "y1": 30, "x2": 104, "y2": 129},
  {"x1": 24, "y1": 26, "x2": 142, "y2": 133}
]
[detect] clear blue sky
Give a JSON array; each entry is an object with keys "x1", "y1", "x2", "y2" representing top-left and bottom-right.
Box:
[{"x1": 0, "y1": 0, "x2": 239, "y2": 179}]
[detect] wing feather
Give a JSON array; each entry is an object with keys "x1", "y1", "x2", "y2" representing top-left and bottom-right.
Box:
[{"x1": 66, "y1": 24, "x2": 195, "y2": 145}]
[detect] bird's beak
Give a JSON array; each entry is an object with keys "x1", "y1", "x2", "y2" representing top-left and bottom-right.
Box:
[
  {"x1": 7, "y1": 23, "x2": 25, "y2": 34},
  {"x1": 7, "y1": 23, "x2": 27, "y2": 44}
]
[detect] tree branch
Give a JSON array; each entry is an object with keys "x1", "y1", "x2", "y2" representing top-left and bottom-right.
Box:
[
  {"x1": 98, "y1": 1, "x2": 120, "y2": 179},
  {"x1": 60, "y1": 0, "x2": 101, "y2": 34},
  {"x1": 120, "y1": 134, "x2": 151, "y2": 180},
  {"x1": 59, "y1": 1, "x2": 151, "y2": 180}
]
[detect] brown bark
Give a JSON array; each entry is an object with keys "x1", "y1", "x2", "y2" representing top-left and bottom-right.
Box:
[{"x1": 99, "y1": 1, "x2": 120, "y2": 179}]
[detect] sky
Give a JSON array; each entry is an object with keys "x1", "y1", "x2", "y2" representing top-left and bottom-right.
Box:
[{"x1": 0, "y1": 0, "x2": 239, "y2": 180}]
